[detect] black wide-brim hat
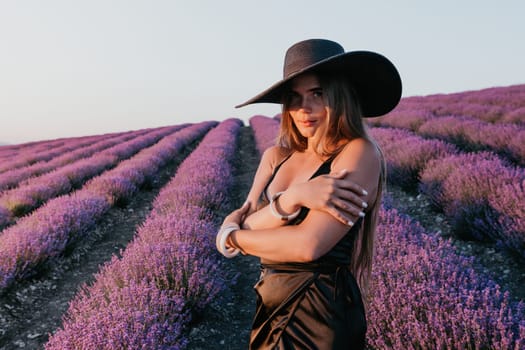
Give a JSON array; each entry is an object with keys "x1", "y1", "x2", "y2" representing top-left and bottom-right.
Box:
[{"x1": 236, "y1": 39, "x2": 402, "y2": 117}]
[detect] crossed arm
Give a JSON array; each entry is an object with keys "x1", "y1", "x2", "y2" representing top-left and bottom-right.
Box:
[{"x1": 221, "y1": 139, "x2": 380, "y2": 263}]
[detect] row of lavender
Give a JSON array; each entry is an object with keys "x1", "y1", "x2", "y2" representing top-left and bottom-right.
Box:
[
  {"x1": 391, "y1": 84, "x2": 525, "y2": 123},
  {"x1": 45, "y1": 119, "x2": 242, "y2": 349},
  {"x1": 0, "y1": 128, "x2": 152, "y2": 193},
  {"x1": 0, "y1": 133, "x2": 105, "y2": 161},
  {"x1": 368, "y1": 99, "x2": 525, "y2": 165},
  {"x1": 250, "y1": 115, "x2": 524, "y2": 349},
  {"x1": 0, "y1": 125, "x2": 185, "y2": 230},
  {"x1": 0, "y1": 129, "x2": 138, "y2": 173},
  {"x1": 0, "y1": 137, "x2": 60, "y2": 156},
  {"x1": 369, "y1": 126, "x2": 525, "y2": 258},
  {"x1": 0, "y1": 122, "x2": 215, "y2": 292},
  {"x1": 0, "y1": 127, "x2": 161, "y2": 162},
  {"x1": 249, "y1": 115, "x2": 280, "y2": 151}
]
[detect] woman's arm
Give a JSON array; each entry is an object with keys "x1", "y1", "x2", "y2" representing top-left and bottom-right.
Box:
[
  {"x1": 242, "y1": 146, "x2": 289, "y2": 215},
  {"x1": 227, "y1": 138, "x2": 381, "y2": 262},
  {"x1": 242, "y1": 150, "x2": 371, "y2": 230},
  {"x1": 242, "y1": 169, "x2": 367, "y2": 229}
]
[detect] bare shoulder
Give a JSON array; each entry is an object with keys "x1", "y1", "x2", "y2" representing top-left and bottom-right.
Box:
[
  {"x1": 331, "y1": 137, "x2": 383, "y2": 204},
  {"x1": 261, "y1": 145, "x2": 292, "y2": 170},
  {"x1": 332, "y1": 137, "x2": 381, "y2": 170}
]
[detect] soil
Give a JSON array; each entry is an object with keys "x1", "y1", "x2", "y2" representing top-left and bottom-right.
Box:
[{"x1": 0, "y1": 126, "x2": 523, "y2": 349}]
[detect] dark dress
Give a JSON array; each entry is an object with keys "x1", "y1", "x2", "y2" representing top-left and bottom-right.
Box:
[{"x1": 249, "y1": 155, "x2": 367, "y2": 350}]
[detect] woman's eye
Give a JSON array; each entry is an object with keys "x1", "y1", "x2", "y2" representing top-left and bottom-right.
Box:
[
  {"x1": 288, "y1": 94, "x2": 301, "y2": 106},
  {"x1": 312, "y1": 90, "x2": 323, "y2": 98}
]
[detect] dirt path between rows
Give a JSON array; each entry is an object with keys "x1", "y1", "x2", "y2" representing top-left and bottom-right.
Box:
[{"x1": 0, "y1": 139, "x2": 200, "y2": 350}]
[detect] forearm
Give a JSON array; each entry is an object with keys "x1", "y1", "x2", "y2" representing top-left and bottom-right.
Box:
[
  {"x1": 223, "y1": 206, "x2": 351, "y2": 263},
  {"x1": 230, "y1": 225, "x2": 311, "y2": 262}
]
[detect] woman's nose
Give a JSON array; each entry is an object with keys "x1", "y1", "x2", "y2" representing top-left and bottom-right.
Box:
[{"x1": 300, "y1": 96, "x2": 312, "y2": 111}]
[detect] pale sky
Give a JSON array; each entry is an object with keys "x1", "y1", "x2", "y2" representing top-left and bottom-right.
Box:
[{"x1": 1, "y1": 0, "x2": 523, "y2": 144}]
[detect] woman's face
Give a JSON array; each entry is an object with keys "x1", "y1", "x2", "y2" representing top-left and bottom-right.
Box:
[{"x1": 287, "y1": 73, "x2": 328, "y2": 140}]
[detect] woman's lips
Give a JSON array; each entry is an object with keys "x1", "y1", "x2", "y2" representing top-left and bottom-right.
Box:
[{"x1": 300, "y1": 120, "x2": 317, "y2": 127}]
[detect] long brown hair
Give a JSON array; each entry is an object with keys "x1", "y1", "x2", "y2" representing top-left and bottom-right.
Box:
[{"x1": 277, "y1": 73, "x2": 386, "y2": 302}]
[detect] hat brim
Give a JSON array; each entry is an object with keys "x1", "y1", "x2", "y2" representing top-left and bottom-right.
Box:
[{"x1": 235, "y1": 51, "x2": 402, "y2": 118}]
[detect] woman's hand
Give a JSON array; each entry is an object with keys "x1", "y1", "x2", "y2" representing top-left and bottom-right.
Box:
[
  {"x1": 220, "y1": 201, "x2": 252, "y2": 230},
  {"x1": 288, "y1": 169, "x2": 369, "y2": 225}
]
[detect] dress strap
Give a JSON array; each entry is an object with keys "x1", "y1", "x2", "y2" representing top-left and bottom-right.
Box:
[
  {"x1": 309, "y1": 156, "x2": 334, "y2": 179},
  {"x1": 262, "y1": 152, "x2": 335, "y2": 203}
]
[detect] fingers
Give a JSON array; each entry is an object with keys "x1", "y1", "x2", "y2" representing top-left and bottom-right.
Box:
[
  {"x1": 327, "y1": 204, "x2": 358, "y2": 227},
  {"x1": 240, "y1": 201, "x2": 251, "y2": 221},
  {"x1": 331, "y1": 197, "x2": 366, "y2": 218},
  {"x1": 333, "y1": 187, "x2": 368, "y2": 210},
  {"x1": 221, "y1": 201, "x2": 251, "y2": 228},
  {"x1": 232, "y1": 201, "x2": 251, "y2": 216},
  {"x1": 340, "y1": 179, "x2": 368, "y2": 196},
  {"x1": 329, "y1": 169, "x2": 368, "y2": 196},
  {"x1": 241, "y1": 201, "x2": 251, "y2": 211}
]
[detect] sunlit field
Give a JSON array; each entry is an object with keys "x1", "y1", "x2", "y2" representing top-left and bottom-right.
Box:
[{"x1": 0, "y1": 85, "x2": 523, "y2": 349}]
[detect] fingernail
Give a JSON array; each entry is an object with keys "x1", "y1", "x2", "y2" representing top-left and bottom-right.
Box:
[
  {"x1": 347, "y1": 220, "x2": 354, "y2": 226},
  {"x1": 362, "y1": 202, "x2": 368, "y2": 208},
  {"x1": 359, "y1": 211, "x2": 366, "y2": 217},
  {"x1": 362, "y1": 189, "x2": 368, "y2": 196}
]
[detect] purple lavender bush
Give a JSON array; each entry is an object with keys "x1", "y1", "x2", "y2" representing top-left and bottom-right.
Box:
[
  {"x1": 45, "y1": 119, "x2": 242, "y2": 349},
  {"x1": 0, "y1": 191, "x2": 110, "y2": 289},
  {"x1": 0, "y1": 134, "x2": 104, "y2": 174},
  {"x1": 486, "y1": 180, "x2": 525, "y2": 257},
  {"x1": 502, "y1": 106, "x2": 525, "y2": 124},
  {"x1": 418, "y1": 116, "x2": 525, "y2": 165},
  {"x1": 249, "y1": 115, "x2": 280, "y2": 153},
  {"x1": 368, "y1": 108, "x2": 434, "y2": 131},
  {"x1": 419, "y1": 151, "x2": 525, "y2": 248},
  {"x1": 368, "y1": 205, "x2": 525, "y2": 349},
  {"x1": 0, "y1": 206, "x2": 12, "y2": 230},
  {"x1": 0, "y1": 174, "x2": 72, "y2": 216},
  {"x1": 435, "y1": 101, "x2": 505, "y2": 123},
  {"x1": 508, "y1": 129, "x2": 525, "y2": 166},
  {"x1": 369, "y1": 127, "x2": 457, "y2": 190}
]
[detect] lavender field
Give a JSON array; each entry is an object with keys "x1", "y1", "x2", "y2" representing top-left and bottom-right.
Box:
[{"x1": 0, "y1": 84, "x2": 524, "y2": 349}]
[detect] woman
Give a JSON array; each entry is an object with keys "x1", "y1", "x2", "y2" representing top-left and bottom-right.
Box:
[{"x1": 217, "y1": 39, "x2": 402, "y2": 349}]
